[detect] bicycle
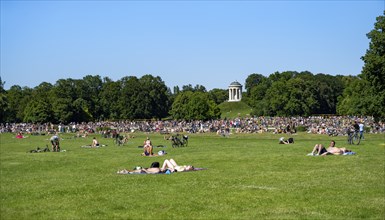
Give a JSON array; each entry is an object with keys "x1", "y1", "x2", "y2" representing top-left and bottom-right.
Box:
[
  {"x1": 348, "y1": 130, "x2": 361, "y2": 145},
  {"x1": 114, "y1": 135, "x2": 125, "y2": 146},
  {"x1": 171, "y1": 134, "x2": 188, "y2": 148}
]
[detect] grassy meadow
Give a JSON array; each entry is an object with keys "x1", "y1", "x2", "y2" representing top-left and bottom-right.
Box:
[
  {"x1": 1, "y1": 131, "x2": 384, "y2": 219},
  {"x1": 218, "y1": 101, "x2": 253, "y2": 119}
]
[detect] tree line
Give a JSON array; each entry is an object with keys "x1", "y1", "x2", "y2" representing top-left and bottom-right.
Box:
[
  {"x1": 0, "y1": 70, "x2": 381, "y2": 123},
  {"x1": 1, "y1": 12, "x2": 383, "y2": 123},
  {"x1": 0, "y1": 75, "x2": 226, "y2": 123}
]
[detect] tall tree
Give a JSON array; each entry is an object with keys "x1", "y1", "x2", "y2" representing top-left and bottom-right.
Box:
[
  {"x1": 248, "y1": 76, "x2": 271, "y2": 114},
  {"x1": 284, "y1": 77, "x2": 318, "y2": 116},
  {"x1": 169, "y1": 91, "x2": 220, "y2": 120},
  {"x1": 312, "y1": 74, "x2": 344, "y2": 114},
  {"x1": 99, "y1": 77, "x2": 121, "y2": 120},
  {"x1": 78, "y1": 75, "x2": 103, "y2": 120},
  {"x1": 208, "y1": 88, "x2": 228, "y2": 105},
  {"x1": 5, "y1": 86, "x2": 32, "y2": 122},
  {"x1": 52, "y1": 98, "x2": 74, "y2": 123},
  {"x1": 118, "y1": 76, "x2": 141, "y2": 119},
  {"x1": 137, "y1": 75, "x2": 171, "y2": 119},
  {"x1": 244, "y1": 73, "x2": 266, "y2": 96},
  {"x1": 361, "y1": 11, "x2": 385, "y2": 119},
  {"x1": 337, "y1": 77, "x2": 374, "y2": 116},
  {"x1": 23, "y1": 99, "x2": 52, "y2": 123},
  {"x1": 0, "y1": 78, "x2": 8, "y2": 122}
]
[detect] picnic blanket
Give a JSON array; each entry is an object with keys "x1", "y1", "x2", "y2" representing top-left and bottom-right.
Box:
[{"x1": 81, "y1": 145, "x2": 107, "y2": 148}]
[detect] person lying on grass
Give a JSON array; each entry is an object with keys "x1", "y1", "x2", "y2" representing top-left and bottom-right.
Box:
[
  {"x1": 310, "y1": 140, "x2": 352, "y2": 156},
  {"x1": 117, "y1": 158, "x2": 194, "y2": 174},
  {"x1": 161, "y1": 158, "x2": 194, "y2": 172}
]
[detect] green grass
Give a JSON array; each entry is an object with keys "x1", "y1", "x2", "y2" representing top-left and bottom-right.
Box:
[
  {"x1": 219, "y1": 101, "x2": 253, "y2": 119},
  {"x1": 1, "y1": 132, "x2": 384, "y2": 219}
]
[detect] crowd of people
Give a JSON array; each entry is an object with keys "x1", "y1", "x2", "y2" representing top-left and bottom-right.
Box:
[
  {"x1": 4, "y1": 117, "x2": 373, "y2": 173},
  {"x1": 1, "y1": 116, "x2": 384, "y2": 136}
]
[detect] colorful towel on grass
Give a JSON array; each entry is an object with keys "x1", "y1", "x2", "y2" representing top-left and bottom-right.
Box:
[
  {"x1": 343, "y1": 152, "x2": 356, "y2": 155},
  {"x1": 307, "y1": 152, "x2": 356, "y2": 156}
]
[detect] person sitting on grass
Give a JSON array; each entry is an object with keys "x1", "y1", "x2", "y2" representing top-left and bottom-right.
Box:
[
  {"x1": 16, "y1": 132, "x2": 27, "y2": 139},
  {"x1": 92, "y1": 137, "x2": 100, "y2": 148},
  {"x1": 142, "y1": 137, "x2": 153, "y2": 156}
]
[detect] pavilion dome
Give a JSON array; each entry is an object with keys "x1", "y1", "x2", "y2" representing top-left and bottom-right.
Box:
[{"x1": 229, "y1": 81, "x2": 242, "y2": 87}]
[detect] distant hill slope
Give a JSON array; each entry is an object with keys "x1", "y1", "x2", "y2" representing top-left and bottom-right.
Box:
[{"x1": 218, "y1": 101, "x2": 253, "y2": 119}]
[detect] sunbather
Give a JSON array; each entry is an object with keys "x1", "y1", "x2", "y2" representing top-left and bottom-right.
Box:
[
  {"x1": 310, "y1": 143, "x2": 328, "y2": 155},
  {"x1": 279, "y1": 137, "x2": 290, "y2": 144},
  {"x1": 310, "y1": 140, "x2": 352, "y2": 156},
  {"x1": 160, "y1": 158, "x2": 194, "y2": 172},
  {"x1": 117, "y1": 161, "x2": 161, "y2": 174},
  {"x1": 117, "y1": 167, "x2": 161, "y2": 174},
  {"x1": 117, "y1": 158, "x2": 194, "y2": 174}
]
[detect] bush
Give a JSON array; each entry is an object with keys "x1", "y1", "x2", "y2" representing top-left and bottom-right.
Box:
[{"x1": 296, "y1": 125, "x2": 307, "y2": 132}]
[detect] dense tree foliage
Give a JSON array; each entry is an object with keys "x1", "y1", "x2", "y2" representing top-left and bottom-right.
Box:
[
  {"x1": 0, "y1": 78, "x2": 8, "y2": 123},
  {"x1": 208, "y1": 88, "x2": 228, "y2": 105},
  {"x1": 360, "y1": 11, "x2": 385, "y2": 119},
  {"x1": 245, "y1": 73, "x2": 265, "y2": 96},
  {"x1": 337, "y1": 76, "x2": 374, "y2": 116},
  {"x1": 169, "y1": 91, "x2": 220, "y2": 120},
  {"x1": 1, "y1": 69, "x2": 380, "y2": 123},
  {"x1": 1, "y1": 75, "x2": 172, "y2": 123},
  {"x1": 246, "y1": 71, "x2": 346, "y2": 116}
]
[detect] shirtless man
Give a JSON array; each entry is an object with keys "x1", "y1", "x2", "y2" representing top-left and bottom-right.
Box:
[{"x1": 321, "y1": 140, "x2": 351, "y2": 156}]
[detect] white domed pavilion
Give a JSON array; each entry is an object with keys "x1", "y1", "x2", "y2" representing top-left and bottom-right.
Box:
[{"x1": 228, "y1": 81, "x2": 242, "y2": 102}]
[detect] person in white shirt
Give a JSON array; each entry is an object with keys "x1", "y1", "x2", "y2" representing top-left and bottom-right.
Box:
[{"x1": 359, "y1": 121, "x2": 365, "y2": 140}]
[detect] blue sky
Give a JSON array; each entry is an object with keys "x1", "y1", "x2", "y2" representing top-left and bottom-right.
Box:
[{"x1": 1, "y1": 1, "x2": 383, "y2": 91}]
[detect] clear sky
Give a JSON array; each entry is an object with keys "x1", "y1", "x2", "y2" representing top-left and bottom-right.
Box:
[{"x1": 1, "y1": 1, "x2": 384, "y2": 91}]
